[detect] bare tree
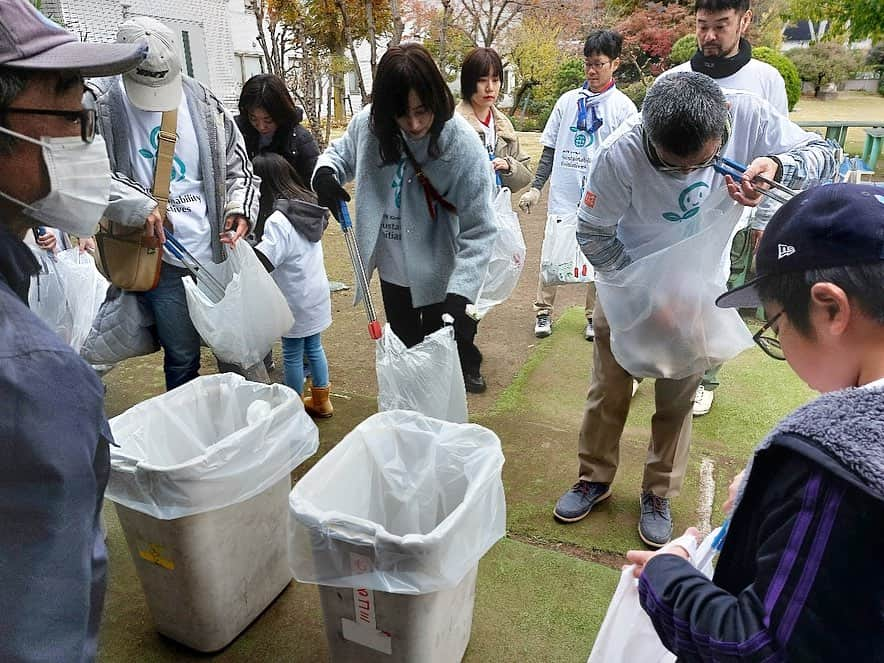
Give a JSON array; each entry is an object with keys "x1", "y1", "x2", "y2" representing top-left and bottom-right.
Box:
[
  {"x1": 365, "y1": 0, "x2": 378, "y2": 80},
  {"x1": 439, "y1": 0, "x2": 452, "y2": 66},
  {"x1": 389, "y1": 0, "x2": 405, "y2": 46},
  {"x1": 334, "y1": 0, "x2": 369, "y2": 104},
  {"x1": 252, "y1": 0, "x2": 290, "y2": 77}
]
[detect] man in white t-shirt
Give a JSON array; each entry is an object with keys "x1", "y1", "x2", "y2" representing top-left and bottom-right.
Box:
[
  {"x1": 87, "y1": 17, "x2": 258, "y2": 390},
  {"x1": 552, "y1": 72, "x2": 836, "y2": 548},
  {"x1": 657, "y1": 0, "x2": 789, "y2": 416},
  {"x1": 519, "y1": 30, "x2": 636, "y2": 341}
]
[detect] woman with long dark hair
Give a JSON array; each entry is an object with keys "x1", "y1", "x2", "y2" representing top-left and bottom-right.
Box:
[
  {"x1": 236, "y1": 74, "x2": 320, "y2": 185},
  {"x1": 312, "y1": 43, "x2": 497, "y2": 393}
]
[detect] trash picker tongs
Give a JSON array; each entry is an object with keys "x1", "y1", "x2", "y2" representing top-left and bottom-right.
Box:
[
  {"x1": 338, "y1": 201, "x2": 382, "y2": 340},
  {"x1": 163, "y1": 230, "x2": 227, "y2": 302},
  {"x1": 713, "y1": 156, "x2": 797, "y2": 206}
]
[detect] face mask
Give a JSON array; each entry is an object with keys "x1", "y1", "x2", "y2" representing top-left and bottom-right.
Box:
[{"x1": 0, "y1": 126, "x2": 112, "y2": 237}]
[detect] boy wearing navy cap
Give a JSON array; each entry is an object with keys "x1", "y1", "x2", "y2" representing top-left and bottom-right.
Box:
[{"x1": 622, "y1": 183, "x2": 884, "y2": 661}]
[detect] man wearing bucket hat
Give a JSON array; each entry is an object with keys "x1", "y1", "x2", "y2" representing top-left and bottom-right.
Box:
[
  {"x1": 86, "y1": 16, "x2": 259, "y2": 390},
  {"x1": 0, "y1": 0, "x2": 145, "y2": 659},
  {"x1": 624, "y1": 183, "x2": 884, "y2": 661},
  {"x1": 553, "y1": 71, "x2": 838, "y2": 547}
]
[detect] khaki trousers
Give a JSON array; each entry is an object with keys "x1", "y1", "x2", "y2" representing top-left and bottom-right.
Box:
[
  {"x1": 577, "y1": 298, "x2": 703, "y2": 498},
  {"x1": 533, "y1": 274, "x2": 596, "y2": 319}
]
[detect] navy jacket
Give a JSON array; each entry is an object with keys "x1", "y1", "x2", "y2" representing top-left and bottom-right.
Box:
[
  {"x1": 639, "y1": 385, "x2": 884, "y2": 662},
  {"x1": 0, "y1": 223, "x2": 112, "y2": 662}
]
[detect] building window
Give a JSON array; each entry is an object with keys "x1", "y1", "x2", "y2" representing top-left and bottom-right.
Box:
[
  {"x1": 236, "y1": 53, "x2": 265, "y2": 86},
  {"x1": 181, "y1": 30, "x2": 194, "y2": 77}
]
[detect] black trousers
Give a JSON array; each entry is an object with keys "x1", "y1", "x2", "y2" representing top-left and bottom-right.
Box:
[{"x1": 379, "y1": 280, "x2": 483, "y2": 377}]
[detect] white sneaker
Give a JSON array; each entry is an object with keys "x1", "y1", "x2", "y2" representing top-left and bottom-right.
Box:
[
  {"x1": 584, "y1": 318, "x2": 595, "y2": 341},
  {"x1": 632, "y1": 379, "x2": 639, "y2": 398},
  {"x1": 693, "y1": 385, "x2": 714, "y2": 416},
  {"x1": 534, "y1": 313, "x2": 552, "y2": 338}
]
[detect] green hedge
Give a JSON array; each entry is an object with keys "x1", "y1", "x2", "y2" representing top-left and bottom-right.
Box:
[
  {"x1": 670, "y1": 34, "x2": 697, "y2": 66},
  {"x1": 752, "y1": 46, "x2": 801, "y2": 111}
]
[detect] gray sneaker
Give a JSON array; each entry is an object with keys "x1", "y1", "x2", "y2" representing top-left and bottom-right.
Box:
[
  {"x1": 553, "y1": 480, "x2": 611, "y2": 523},
  {"x1": 534, "y1": 313, "x2": 552, "y2": 338},
  {"x1": 639, "y1": 491, "x2": 673, "y2": 548}
]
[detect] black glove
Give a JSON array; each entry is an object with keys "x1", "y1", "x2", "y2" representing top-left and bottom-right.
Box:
[
  {"x1": 313, "y1": 167, "x2": 350, "y2": 220},
  {"x1": 443, "y1": 292, "x2": 473, "y2": 337}
]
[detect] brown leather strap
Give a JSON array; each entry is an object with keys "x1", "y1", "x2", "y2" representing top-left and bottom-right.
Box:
[
  {"x1": 401, "y1": 141, "x2": 456, "y2": 222},
  {"x1": 153, "y1": 109, "x2": 178, "y2": 231}
]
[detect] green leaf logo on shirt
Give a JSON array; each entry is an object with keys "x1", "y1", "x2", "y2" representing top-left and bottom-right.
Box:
[
  {"x1": 662, "y1": 182, "x2": 709, "y2": 223},
  {"x1": 138, "y1": 126, "x2": 186, "y2": 182}
]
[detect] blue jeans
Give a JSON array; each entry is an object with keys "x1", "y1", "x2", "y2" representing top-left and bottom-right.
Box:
[
  {"x1": 138, "y1": 263, "x2": 201, "y2": 391},
  {"x1": 282, "y1": 334, "x2": 329, "y2": 395}
]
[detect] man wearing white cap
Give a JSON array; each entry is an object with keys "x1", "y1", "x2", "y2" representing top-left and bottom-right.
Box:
[
  {"x1": 0, "y1": 0, "x2": 146, "y2": 659},
  {"x1": 86, "y1": 16, "x2": 259, "y2": 390}
]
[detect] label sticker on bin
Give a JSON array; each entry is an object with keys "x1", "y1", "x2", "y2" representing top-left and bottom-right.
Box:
[{"x1": 341, "y1": 553, "x2": 392, "y2": 654}]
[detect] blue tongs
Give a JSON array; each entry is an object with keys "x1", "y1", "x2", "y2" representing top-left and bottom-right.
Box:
[{"x1": 713, "y1": 156, "x2": 797, "y2": 205}]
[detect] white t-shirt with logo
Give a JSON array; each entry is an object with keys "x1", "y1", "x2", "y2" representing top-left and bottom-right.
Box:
[
  {"x1": 541, "y1": 85, "x2": 637, "y2": 215},
  {"x1": 121, "y1": 81, "x2": 212, "y2": 266},
  {"x1": 255, "y1": 210, "x2": 331, "y2": 338},
  {"x1": 659, "y1": 58, "x2": 789, "y2": 116},
  {"x1": 578, "y1": 90, "x2": 819, "y2": 262},
  {"x1": 374, "y1": 157, "x2": 409, "y2": 286}
]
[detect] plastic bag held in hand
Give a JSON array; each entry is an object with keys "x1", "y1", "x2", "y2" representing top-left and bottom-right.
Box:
[
  {"x1": 313, "y1": 167, "x2": 349, "y2": 221},
  {"x1": 473, "y1": 187, "x2": 527, "y2": 319}
]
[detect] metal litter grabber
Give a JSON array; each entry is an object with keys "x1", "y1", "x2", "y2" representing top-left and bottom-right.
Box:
[
  {"x1": 163, "y1": 230, "x2": 227, "y2": 303},
  {"x1": 338, "y1": 201, "x2": 382, "y2": 340},
  {"x1": 713, "y1": 156, "x2": 798, "y2": 205}
]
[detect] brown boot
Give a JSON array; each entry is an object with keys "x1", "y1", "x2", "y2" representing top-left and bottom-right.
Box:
[{"x1": 303, "y1": 385, "x2": 333, "y2": 418}]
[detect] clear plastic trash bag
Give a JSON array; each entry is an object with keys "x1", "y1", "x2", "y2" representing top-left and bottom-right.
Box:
[
  {"x1": 183, "y1": 240, "x2": 294, "y2": 368},
  {"x1": 587, "y1": 527, "x2": 721, "y2": 663},
  {"x1": 29, "y1": 253, "x2": 74, "y2": 345},
  {"x1": 473, "y1": 187, "x2": 527, "y2": 319},
  {"x1": 288, "y1": 410, "x2": 506, "y2": 594},
  {"x1": 376, "y1": 323, "x2": 468, "y2": 424},
  {"x1": 540, "y1": 212, "x2": 595, "y2": 286},
  {"x1": 594, "y1": 189, "x2": 753, "y2": 379},
  {"x1": 105, "y1": 374, "x2": 318, "y2": 520}
]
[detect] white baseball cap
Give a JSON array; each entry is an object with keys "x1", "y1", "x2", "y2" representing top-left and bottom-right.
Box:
[{"x1": 116, "y1": 16, "x2": 182, "y2": 111}]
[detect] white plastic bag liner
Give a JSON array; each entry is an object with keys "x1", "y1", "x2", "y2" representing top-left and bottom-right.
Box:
[
  {"x1": 594, "y1": 190, "x2": 753, "y2": 379},
  {"x1": 473, "y1": 188, "x2": 526, "y2": 319},
  {"x1": 540, "y1": 212, "x2": 595, "y2": 286},
  {"x1": 33, "y1": 249, "x2": 109, "y2": 352},
  {"x1": 29, "y1": 254, "x2": 74, "y2": 345},
  {"x1": 182, "y1": 240, "x2": 293, "y2": 367},
  {"x1": 105, "y1": 373, "x2": 318, "y2": 520},
  {"x1": 587, "y1": 527, "x2": 721, "y2": 663},
  {"x1": 376, "y1": 324, "x2": 468, "y2": 424},
  {"x1": 289, "y1": 410, "x2": 506, "y2": 595}
]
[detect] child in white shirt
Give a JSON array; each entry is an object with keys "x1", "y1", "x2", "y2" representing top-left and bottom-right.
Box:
[{"x1": 252, "y1": 153, "x2": 334, "y2": 417}]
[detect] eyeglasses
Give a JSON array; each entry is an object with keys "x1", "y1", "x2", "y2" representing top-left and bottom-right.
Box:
[
  {"x1": 654, "y1": 143, "x2": 723, "y2": 173},
  {"x1": 2, "y1": 107, "x2": 96, "y2": 143},
  {"x1": 753, "y1": 310, "x2": 785, "y2": 360},
  {"x1": 584, "y1": 59, "x2": 612, "y2": 70}
]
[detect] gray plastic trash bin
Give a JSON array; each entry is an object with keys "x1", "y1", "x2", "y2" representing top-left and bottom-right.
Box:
[
  {"x1": 114, "y1": 478, "x2": 292, "y2": 652},
  {"x1": 289, "y1": 410, "x2": 506, "y2": 662},
  {"x1": 106, "y1": 374, "x2": 319, "y2": 651}
]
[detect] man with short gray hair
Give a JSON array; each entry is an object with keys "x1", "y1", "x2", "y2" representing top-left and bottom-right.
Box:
[
  {"x1": 0, "y1": 0, "x2": 145, "y2": 658},
  {"x1": 553, "y1": 71, "x2": 836, "y2": 547}
]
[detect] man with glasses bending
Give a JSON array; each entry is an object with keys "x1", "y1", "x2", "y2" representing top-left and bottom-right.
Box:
[
  {"x1": 0, "y1": 0, "x2": 146, "y2": 659},
  {"x1": 552, "y1": 71, "x2": 836, "y2": 548}
]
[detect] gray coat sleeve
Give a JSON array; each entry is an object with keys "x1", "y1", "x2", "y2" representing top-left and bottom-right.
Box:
[
  {"x1": 222, "y1": 106, "x2": 260, "y2": 225},
  {"x1": 103, "y1": 173, "x2": 157, "y2": 228}
]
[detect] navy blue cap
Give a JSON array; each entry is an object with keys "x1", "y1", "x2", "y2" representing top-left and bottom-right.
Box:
[{"x1": 717, "y1": 183, "x2": 884, "y2": 308}]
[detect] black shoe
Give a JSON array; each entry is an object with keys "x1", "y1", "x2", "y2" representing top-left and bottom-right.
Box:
[
  {"x1": 638, "y1": 491, "x2": 673, "y2": 548},
  {"x1": 553, "y1": 480, "x2": 611, "y2": 523},
  {"x1": 464, "y1": 372, "x2": 487, "y2": 393}
]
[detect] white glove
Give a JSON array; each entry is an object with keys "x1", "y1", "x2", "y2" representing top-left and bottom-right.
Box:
[{"x1": 518, "y1": 187, "x2": 541, "y2": 213}]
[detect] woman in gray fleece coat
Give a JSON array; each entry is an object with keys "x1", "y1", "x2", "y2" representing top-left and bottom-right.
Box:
[{"x1": 313, "y1": 43, "x2": 496, "y2": 392}]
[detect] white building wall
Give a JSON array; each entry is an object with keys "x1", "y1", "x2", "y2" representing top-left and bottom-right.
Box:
[{"x1": 48, "y1": 0, "x2": 241, "y2": 107}]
